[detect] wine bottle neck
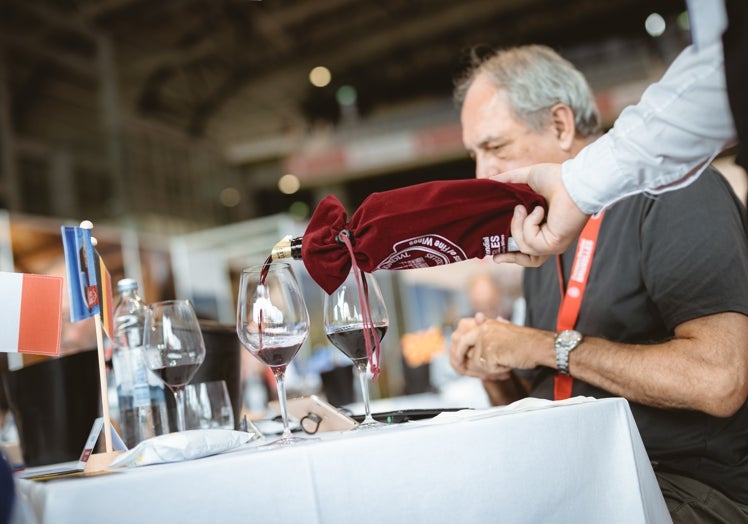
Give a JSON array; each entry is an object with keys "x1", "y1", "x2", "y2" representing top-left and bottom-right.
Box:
[{"x1": 271, "y1": 236, "x2": 303, "y2": 260}]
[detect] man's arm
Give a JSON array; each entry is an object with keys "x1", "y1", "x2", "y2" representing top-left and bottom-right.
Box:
[
  {"x1": 492, "y1": 40, "x2": 737, "y2": 263},
  {"x1": 491, "y1": 163, "x2": 588, "y2": 266},
  {"x1": 570, "y1": 312, "x2": 748, "y2": 417},
  {"x1": 562, "y1": 39, "x2": 735, "y2": 214},
  {"x1": 450, "y1": 312, "x2": 748, "y2": 417}
]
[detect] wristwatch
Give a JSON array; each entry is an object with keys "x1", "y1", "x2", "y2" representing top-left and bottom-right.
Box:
[{"x1": 555, "y1": 329, "x2": 583, "y2": 375}]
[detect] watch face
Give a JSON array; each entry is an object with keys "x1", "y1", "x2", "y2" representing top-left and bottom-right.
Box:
[{"x1": 557, "y1": 330, "x2": 582, "y2": 347}]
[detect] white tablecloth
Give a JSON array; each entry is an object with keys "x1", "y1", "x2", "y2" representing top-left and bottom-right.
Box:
[{"x1": 15, "y1": 397, "x2": 671, "y2": 524}]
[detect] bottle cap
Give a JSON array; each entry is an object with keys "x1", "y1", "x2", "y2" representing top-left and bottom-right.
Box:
[{"x1": 117, "y1": 278, "x2": 139, "y2": 293}]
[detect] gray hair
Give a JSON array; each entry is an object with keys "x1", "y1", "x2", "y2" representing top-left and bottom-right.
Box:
[{"x1": 454, "y1": 45, "x2": 601, "y2": 138}]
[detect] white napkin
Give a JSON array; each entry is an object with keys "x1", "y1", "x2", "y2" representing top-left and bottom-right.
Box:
[{"x1": 110, "y1": 429, "x2": 254, "y2": 468}]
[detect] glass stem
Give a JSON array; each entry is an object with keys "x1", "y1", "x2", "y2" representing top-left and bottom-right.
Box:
[
  {"x1": 356, "y1": 362, "x2": 374, "y2": 423},
  {"x1": 174, "y1": 388, "x2": 186, "y2": 432},
  {"x1": 273, "y1": 367, "x2": 292, "y2": 439}
]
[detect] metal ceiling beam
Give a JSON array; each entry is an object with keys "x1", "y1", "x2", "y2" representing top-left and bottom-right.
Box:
[
  {"x1": 0, "y1": 35, "x2": 97, "y2": 79},
  {"x1": 76, "y1": 0, "x2": 145, "y2": 20},
  {"x1": 0, "y1": 50, "x2": 21, "y2": 211},
  {"x1": 8, "y1": 0, "x2": 103, "y2": 40},
  {"x1": 180, "y1": 0, "x2": 535, "y2": 135}
]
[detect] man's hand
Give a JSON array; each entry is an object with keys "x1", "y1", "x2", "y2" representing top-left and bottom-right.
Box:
[
  {"x1": 449, "y1": 315, "x2": 551, "y2": 379},
  {"x1": 449, "y1": 314, "x2": 512, "y2": 380},
  {"x1": 491, "y1": 163, "x2": 589, "y2": 266}
]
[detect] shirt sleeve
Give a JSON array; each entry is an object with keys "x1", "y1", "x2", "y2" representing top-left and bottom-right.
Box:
[{"x1": 561, "y1": 39, "x2": 737, "y2": 215}]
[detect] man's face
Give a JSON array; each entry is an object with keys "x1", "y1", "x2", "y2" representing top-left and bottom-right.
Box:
[{"x1": 461, "y1": 73, "x2": 571, "y2": 178}]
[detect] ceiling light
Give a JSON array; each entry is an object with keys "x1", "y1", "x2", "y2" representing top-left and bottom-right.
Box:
[
  {"x1": 278, "y1": 174, "x2": 301, "y2": 194},
  {"x1": 309, "y1": 66, "x2": 331, "y2": 87},
  {"x1": 676, "y1": 11, "x2": 690, "y2": 32},
  {"x1": 219, "y1": 187, "x2": 241, "y2": 207},
  {"x1": 336, "y1": 85, "x2": 357, "y2": 106},
  {"x1": 288, "y1": 201, "x2": 310, "y2": 220},
  {"x1": 645, "y1": 13, "x2": 666, "y2": 37}
]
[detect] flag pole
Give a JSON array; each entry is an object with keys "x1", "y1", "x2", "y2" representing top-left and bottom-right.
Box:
[
  {"x1": 93, "y1": 313, "x2": 113, "y2": 453},
  {"x1": 81, "y1": 220, "x2": 121, "y2": 469},
  {"x1": 80, "y1": 220, "x2": 114, "y2": 454}
]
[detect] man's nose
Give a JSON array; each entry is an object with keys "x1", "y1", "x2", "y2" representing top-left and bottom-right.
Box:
[{"x1": 475, "y1": 156, "x2": 500, "y2": 179}]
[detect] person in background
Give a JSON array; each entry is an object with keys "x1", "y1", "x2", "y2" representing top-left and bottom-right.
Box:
[
  {"x1": 492, "y1": 0, "x2": 748, "y2": 267},
  {"x1": 465, "y1": 271, "x2": 505, "y2": 321},
  {"x1": 448, "y1": 44, "x2": 748, "y2": 522}
]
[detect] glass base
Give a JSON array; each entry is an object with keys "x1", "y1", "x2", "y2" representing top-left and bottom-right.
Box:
[
  {"x1": 352, "y1": 417, "x2": 387, "y2": 430},
  {"x1": 260, "y1": 434, "x2": 318, "y2": 447}
]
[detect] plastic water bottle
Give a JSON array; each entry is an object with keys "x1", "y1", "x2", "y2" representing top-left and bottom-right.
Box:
[{"x1": 112, "y1": 279, "x2": 169, "y2": 447}]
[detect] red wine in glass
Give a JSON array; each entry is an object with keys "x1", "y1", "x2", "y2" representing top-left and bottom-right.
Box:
[
  {"x1": 144, "y1": 299, "x2": 206, "y2": 433},
  {"x1": 326, "y1": 325, "x2": 388, "y2": 361},
  {"x1": 237, "y1": 262, "x2": 311, "y2": 445},
  {"x1": 323, "y1": 269, "x2": 388, "y2": 429},
  {"x1": 256, "y1": 343, "x2": 303, "y2": 368},
  {"x1": 151, "y1": 362, "x2": 201, "y2": 389}
]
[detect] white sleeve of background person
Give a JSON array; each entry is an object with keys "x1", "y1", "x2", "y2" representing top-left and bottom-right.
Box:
[{"x1": 561, "y1": 37, "x2": 736, "y2": 215}]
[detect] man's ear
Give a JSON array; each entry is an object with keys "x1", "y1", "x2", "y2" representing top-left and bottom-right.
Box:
[{"x1": 550, "y1": 103, "x2": 576, "y2": 151}]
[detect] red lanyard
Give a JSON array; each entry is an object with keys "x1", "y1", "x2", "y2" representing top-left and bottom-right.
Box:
[{"x1": 554, "y1": 212, "x2": 604, "y2": 400}]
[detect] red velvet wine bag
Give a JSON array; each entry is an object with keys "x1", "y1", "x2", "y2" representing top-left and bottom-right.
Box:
[{"x1": 301, "y1": 179, "x2": 546, "y2": 294}]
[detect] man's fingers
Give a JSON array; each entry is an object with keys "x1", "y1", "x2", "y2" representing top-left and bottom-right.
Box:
[
  {"x1": 449, "y1": 327, "x2": 477, "y2": 369},
  {"x1": 489, "y1": 166, "x2": 531, "y2": 185},
  {"x1": 502, "y1": 195, "x2": 565, "y2": 261},
  {"x1": 518, "y1": 206, "x2": 546, "y2": 253},
  {"x1": 493, "y1": 252, "x2": 546, "y2": 267}
]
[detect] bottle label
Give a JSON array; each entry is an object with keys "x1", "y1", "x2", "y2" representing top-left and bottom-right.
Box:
[
  {"x1": 131, "y1": 347, "x2": 151, "y2": 408},
  {"x1": 132, "y1": 383, "x2": 151, "y2": 408},
  {"x1": 111, "y1": 350, "x2": 133, "y2": 393},
  {"x1": 377, "y1": 234, "x2": 468, "y2": 270}
]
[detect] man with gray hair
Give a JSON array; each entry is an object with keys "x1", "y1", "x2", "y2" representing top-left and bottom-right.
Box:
[{"x1": 449, "y1": 45, "x2": 748, "y2": 522}]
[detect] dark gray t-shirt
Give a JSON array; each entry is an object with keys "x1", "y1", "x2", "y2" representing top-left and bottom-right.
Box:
[{"x1": 524, "y1": 168, "x2": 748, "y2": 504}]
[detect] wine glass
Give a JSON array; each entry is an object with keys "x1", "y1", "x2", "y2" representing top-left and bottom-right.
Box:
[
  {"x1": 143, "y1": 299, "x2": 206, "y2": 433},
  {"x1": 236, "y1": 262, "x2": 311, "y2": 446},
  {"x1": 323, "y1": 269, "x2": 388, "y2": 429}
]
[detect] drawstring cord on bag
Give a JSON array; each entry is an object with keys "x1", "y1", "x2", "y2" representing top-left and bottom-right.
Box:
[{"x1": 336, "y1": 229, "x2": 381, "y2": 380}]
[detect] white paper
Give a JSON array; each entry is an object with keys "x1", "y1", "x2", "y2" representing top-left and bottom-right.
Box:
[{"x1": 427, "y1": 395, "x2": 599, "y2": 423}]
